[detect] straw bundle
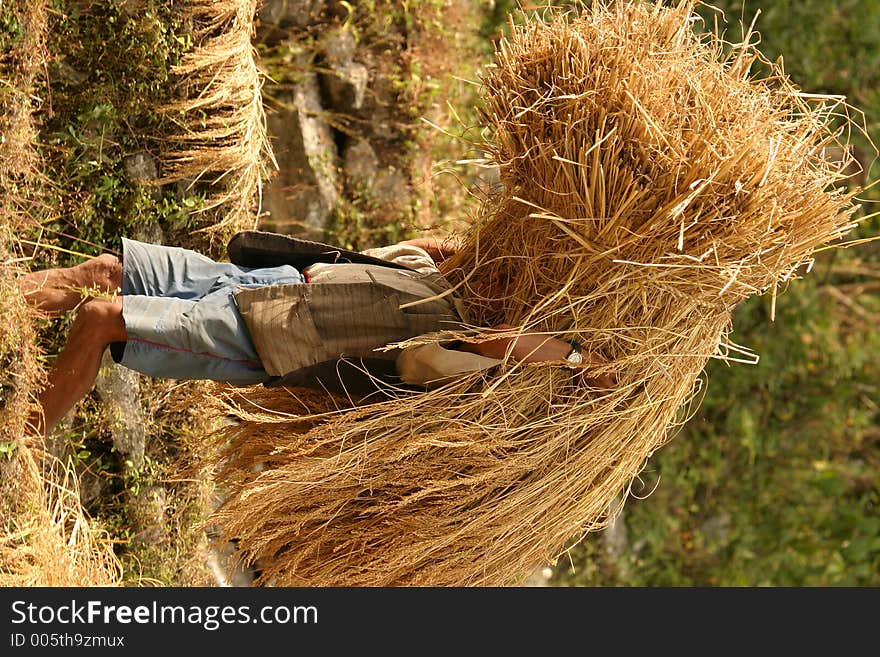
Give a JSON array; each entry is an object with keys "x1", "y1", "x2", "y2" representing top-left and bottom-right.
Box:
[
  {"x1": 0, "y1": 447, "x2": 123, "y2": 586},
  {"x1": 209, "y1": 0, "x2": 862, "y2": 586},
  {"x1": 159, "y1": 0, "x2": 273, "y2": 244}
]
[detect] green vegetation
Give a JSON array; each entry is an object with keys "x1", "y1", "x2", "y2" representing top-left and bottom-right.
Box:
[
  {"x1": 700, "y1": 1, "x2": 880, "y2": 123},
  {"x1": 38, "y1": 0, "x2": 205, "y2": 261},
  {"x1": 257, "y1": 0, "x2": 490, "y2": 250},
  {"x1": 549, "y1": 0, "x2": 880, "y2": 587},
  {"x1": 0, "y1": 5, "x2": 21, "y2": 47},
  {"x1": 11, "y1": 0, "x2": 220, "y2": 585}
]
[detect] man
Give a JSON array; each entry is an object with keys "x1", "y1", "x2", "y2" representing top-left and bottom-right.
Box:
[{"x1": 21, "y1": 232, "x2": 601, "y2": 436}]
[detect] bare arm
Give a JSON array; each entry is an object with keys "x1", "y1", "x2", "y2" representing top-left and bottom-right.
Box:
[
  {"x1": 457, "y1": 324, "x2": 571, "y2": 363},
  {"x1": 458, "y1": 324, "x2": 615, "y2": 388},
  {"x1": 397, "y1": 236, "x2": 461, "y2": 265}
]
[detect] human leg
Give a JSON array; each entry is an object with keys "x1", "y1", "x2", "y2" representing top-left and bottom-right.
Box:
[
  {"x1": 33, "y1": 298, "x2": 127, "y2": 436},
  {"x1": 29, "y1": 239, "x2": 301, "y2": 434},
  {"x1": 119, "y1": 237, "x2": 302, "y2": 299},
  {"x1": 113, "y1": 289, "x2": 271, "y2": 385},
  {"x1": 110, "y1": 237, "x2": 299, "y2": 383},
  {"x1": 20, "y1": 253, "x2": 122, "y2": 316}
]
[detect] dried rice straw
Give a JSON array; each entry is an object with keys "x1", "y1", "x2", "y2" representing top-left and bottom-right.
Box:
[
  {"x1": 159, "y1": 0, "x2": 274, "y2": 245},
  {"x1": 208, "y1": 0, "x2": 863, "y2": 586}
]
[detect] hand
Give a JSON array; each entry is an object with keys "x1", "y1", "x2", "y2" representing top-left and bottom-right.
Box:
[{"x1": 459, "y1": 324, "x2": 615, "y2": 384}]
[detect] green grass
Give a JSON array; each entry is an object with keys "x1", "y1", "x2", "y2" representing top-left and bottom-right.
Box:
[
  {"x1": 554, "y1": 272, "x2": 880, "y2": 586},
  {"x1": 548, "y1": 0, "x2": 880, "y2": 588}
]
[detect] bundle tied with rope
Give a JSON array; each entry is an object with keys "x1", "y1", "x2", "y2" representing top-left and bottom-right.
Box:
[{"x1": 207, "y1": 0, "x2": 864, "y2": 586}]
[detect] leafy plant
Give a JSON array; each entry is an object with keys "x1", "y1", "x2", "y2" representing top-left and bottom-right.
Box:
[{"x1": 0, "y1": 442, "x2": 16, "y2": 460}]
